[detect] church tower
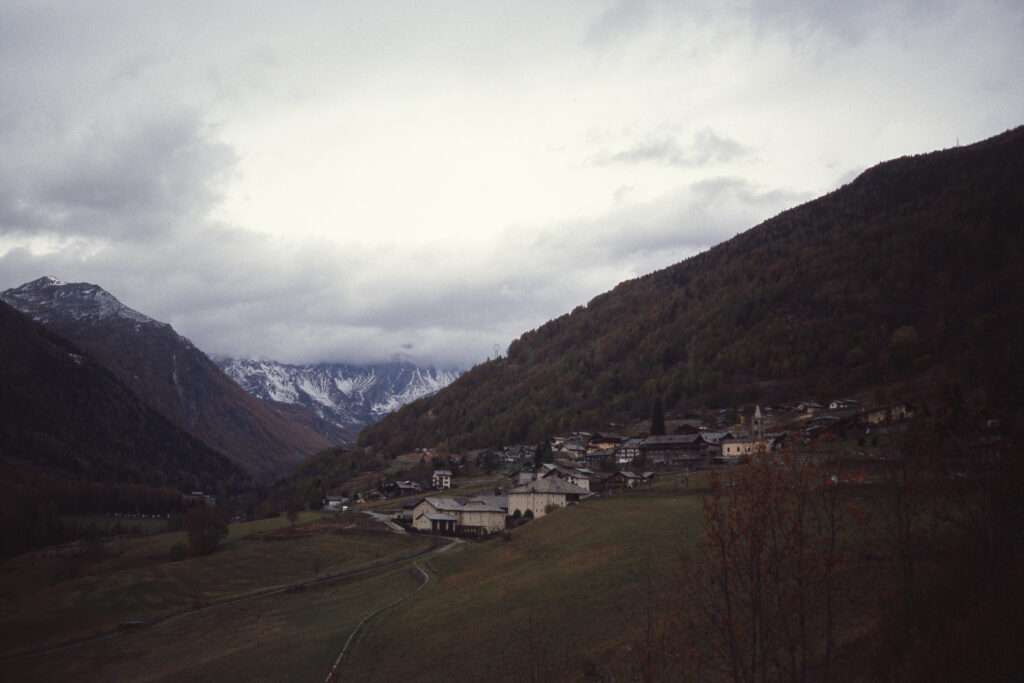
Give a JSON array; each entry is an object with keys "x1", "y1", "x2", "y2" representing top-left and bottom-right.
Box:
[{"x1": 753, "y1": 404, "x2": 765, "y2": 441}]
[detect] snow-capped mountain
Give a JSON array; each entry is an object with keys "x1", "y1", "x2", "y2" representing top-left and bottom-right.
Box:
[
  {"x1": 3, "y1": 276, "x2": 163, "y2": 327},
  {"x1": 218, "y1": 358, "x2": 461, "y2": 432}
]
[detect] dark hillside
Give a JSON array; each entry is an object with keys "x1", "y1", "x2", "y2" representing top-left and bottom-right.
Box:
[
  {"x1": 361, "y1": 126, "x2": 1024, "y2": 454},
  {"x1": 1, "y1": 279, "x2": 335, "y2": 481},
  {"x1": 0, "y1": 301, "x2": 247, "y2": 490}
]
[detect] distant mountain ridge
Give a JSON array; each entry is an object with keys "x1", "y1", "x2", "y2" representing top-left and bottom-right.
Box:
[
  {"x1": 360, "y1": 126, "x2": 1024, "y2": 455},
  {"x1": 2, "y1": 278, "x2": 337, "y2": 481},
  {"x1": 218, "y1": 358, "x2": 460, "y2": 438}
]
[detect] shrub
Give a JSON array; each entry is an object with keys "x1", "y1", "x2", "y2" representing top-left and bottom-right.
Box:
[{"x1": 184, "y1": 506, "x2": 228, "y2": 556}]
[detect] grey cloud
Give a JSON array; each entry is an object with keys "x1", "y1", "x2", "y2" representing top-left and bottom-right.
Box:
[
  {"x1": 0, "y1": 175, "x2": 804, "y2": 368},
  {"x1": 1, "y1": 0, "x2": 1020, "y2": 370},
  {"x1": 584, "y1": 0, "x2": 652, "y2": 48},
  {"x1": 0, "y1": 111, "x2": 236, "y2": 242},
  {"x1": 593, "y1": 129, "x2": 750, "y2": 168}
]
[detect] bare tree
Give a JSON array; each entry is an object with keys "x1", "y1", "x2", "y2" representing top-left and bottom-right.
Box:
[{"x1": 694, "y1": 450, "x2": 850, "y2": 683}]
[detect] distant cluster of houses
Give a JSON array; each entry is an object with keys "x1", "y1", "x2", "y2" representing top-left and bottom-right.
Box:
[{"x1": 343, "y1": 397, "x2": 923, "y2": 537}]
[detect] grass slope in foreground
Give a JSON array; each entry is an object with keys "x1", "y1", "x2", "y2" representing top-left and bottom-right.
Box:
[
  {"x1": 0, "y1": 512, "x2": 432, "y2": 667},
  {"x1": 345, "y1": 483, "x2": 706, "y2": 682}
]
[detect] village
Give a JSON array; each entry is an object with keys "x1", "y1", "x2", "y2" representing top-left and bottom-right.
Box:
[{"x1": 326, "y1": 398, "x2": 924, "y2": 538}]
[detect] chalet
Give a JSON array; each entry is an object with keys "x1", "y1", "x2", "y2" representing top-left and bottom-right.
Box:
[
  {"x1": 699, "y1": 431, "x2": 734, "y2": 458},
  {"x1": 603, "y1": 470, "x2": 643, "y2": 492},
  {"x1": 616, "y1": 438, "x2": 644, "y2": 465},
  {"x1": 540, "y1": 465, "x2": 596, "y2": 492},
  {"x1": 556, "y1": 439, "x2": 587, "y2": 460},
  {"x1": 324, "y1": 496, "x2": 349, "y2": 512},
  {"x1": 411, "y1": 494, "x2": 508, "y2": 535},
  {"x1": 432, "y1": 469, "x2": 453, "y2": 490},
  {"x1": 508, "y1": 477, "x2": 587, "y2": 520},
  {"x1": 588, "y1": 433, "x2": 624, "y2": 452},
  {"x1": 184, "y1": 491, "x2": 216, "y2": 507},
  {"x1": 829, "y1": 398, "x2": 860, "y2": 410},
  {"x1": 502, "y1": 444, "x2": 536, "y2": 463},
  {"x1": 382, "y1": 480, "x2": 423, "y2": 498},
  {"x1": 583, "y1": 447, "x2": 616, "y2": 469},
  {"x1": 860, "y1": 403, "x2": 915, "y2": 426},
  {"x1": 721, "y1": 437, "x2": 768, "y2": 461},
  {"x1": 640, "y1": 434, "x2": 705, "y2": 466}
]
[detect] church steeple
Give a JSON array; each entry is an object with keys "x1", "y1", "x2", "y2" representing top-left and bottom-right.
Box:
[{"x1": 753, "y1": 404, "x2": 764, "y2": 441}]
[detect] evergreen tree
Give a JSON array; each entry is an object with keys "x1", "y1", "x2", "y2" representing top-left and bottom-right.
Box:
[
  {"x1": 650, "y1": 396, "x2": 666, "y2": 436},
  {"x1": 534, "y1": 438, "x2": 553, "y2": 468}
]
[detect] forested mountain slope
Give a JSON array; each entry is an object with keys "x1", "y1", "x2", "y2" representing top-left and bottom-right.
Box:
[
  {"x1": 0, "y1": 301, "x2": 247, "y2": 491},
  {"x1": 361, "y1": 126, "x2": 1024, "y2": 454},
  {"x1": 2, "y1": 279, "x2": 335, "y2": 481}
]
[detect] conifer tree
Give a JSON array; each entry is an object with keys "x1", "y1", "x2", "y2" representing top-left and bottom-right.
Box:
[
  {"x1": 534, "y1": 438, "x2": 553, "y2": 467},
  {"x1": 650, "y1": 396, "x2": 666, "y2": 436}
]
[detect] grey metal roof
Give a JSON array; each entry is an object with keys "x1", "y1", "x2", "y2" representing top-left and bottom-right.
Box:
[
  {"x1": 422, "y1": 496, "x2": 464, "y2": 511},
  {"x1": 642, "y1": 434, "x2": 703, "y2": 446},
  {"x1": 509, "y1": 478, "x2": 588, "y2": 495},
  {"x1": 700, "y1": 431, "x2": 734, "y2": 444},
  {"x1": 421, "y1": 512, "x2": 458, "y2": 522}
]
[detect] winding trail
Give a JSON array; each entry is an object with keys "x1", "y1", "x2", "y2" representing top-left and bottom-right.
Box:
[{"x1": 324, "y1": 536, "x2": 464, "y2": 683}]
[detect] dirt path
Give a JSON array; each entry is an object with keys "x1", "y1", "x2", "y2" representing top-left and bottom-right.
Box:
[{"x1": 324, "y1": 537, "x2": 464, "y2": 682}]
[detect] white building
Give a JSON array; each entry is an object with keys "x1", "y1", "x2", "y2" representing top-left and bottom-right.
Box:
[
  {"x1": 411, "y1": 495, "x2": 507, "y2": 535},
  {"x1": 432, "y1": 469, "x2": 453, "y2": 490},
  {"x1": 508, "y1": 477, "x2": 587, "y2": 519}
]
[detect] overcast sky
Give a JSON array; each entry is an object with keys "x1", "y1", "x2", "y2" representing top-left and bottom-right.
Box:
[{"x1": 1, "y1": 1, "x2": 1021, "y2": 368}]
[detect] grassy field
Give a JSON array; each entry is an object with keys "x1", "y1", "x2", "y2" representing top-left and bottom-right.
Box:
[
  {"x1": 344, "y1": 490, "x2": 707, "y2": 682},
  {"x1": 0, "y1": 512, "x2": 432, "y2": 659},
  {"x1": 4, "y1": 467, "x2": 891, "y2": 682},
  {"x1": 63, "y1": 513, "x2": 171, "y2": 536},
  {"x1": 7, "y1": 566, "x2": 425, "y2": 682}
]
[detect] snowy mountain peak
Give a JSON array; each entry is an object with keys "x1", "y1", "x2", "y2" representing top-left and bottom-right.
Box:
[
  {"x1": 218, "y1": 358, "x2": 461, "y2": 432},
  {"x1": 2, "y1": 277, "x2": 161, "y2": 327},
  {"x1": 24, "y1": 275, "x2": 67, "y2": 288}
]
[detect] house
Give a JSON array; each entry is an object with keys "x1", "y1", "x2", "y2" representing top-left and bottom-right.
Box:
[
  {"x1": 411, "y1": 495, "x2": 508, "y2": 535},
  {"x1": 720, "y1": 437, "x2": 771, "y2": 461},
  {"x1": 382, "y1": 480, "x2": 423, "y2": 498},
  {"x1": 616, "y1": 438, "x2": 644, "y2": 465},
  {"x1": 603, "y1": 470, "x2": 643, "y2": 492},
  {"x1": 699, "y1": 431, "x2": 734, "y2": 458},
  {"x1": 829, "y1": 399, "x2": 860, "y2": 410},
  {"x1": 587, "y1": 433, "x2": 624, "y2": 452},
  {"x1": 639, "y1": 434, "x2": 706, "y2": 466},
  {"x1": 555, "y1": 438, "x2": 587, "y2": 460},
  {"x1": 432, "y1": 469, "x2": 453, "y2": 490},
  {"x1": 184, "y1": 491, "x2": 216, "y2": 507},
  {"x1": 508, "y1": 477, "x2": 587, "y2": 519},
  {"x1": 541, "y1": 465, "x2": 601, "y2": 492},
  {"x1": 583, "y1": 448, "x2": 616, "y2": 469},
  {"x1": 860, "y1": 403, "x2": 914, "y2": 426},
  {"x1": 502, "y1": 444, "x2": 536, "y2": 464},
  {"x1": 323, "y1": 496, "x2": 349, "y2": 511}
]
